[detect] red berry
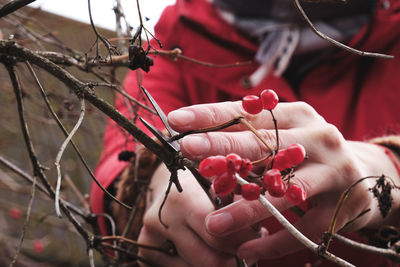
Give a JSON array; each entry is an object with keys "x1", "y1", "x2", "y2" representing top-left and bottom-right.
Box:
[
  {"x1": 260, "y1": 89, "x2": 279, "y2": 110},
  {"x1": 272, "y1": 150, "x2": 292, "y2": 171},
  {"x1": 286, "y1": 144, "x2": 306, "y2": 165},
  {"x1": 241, "y1": 183, "x2": 261, "y2": 200},
  {"x1": 242, "y1": 95, "x2": 263, "y2": 115},
  {"x1": 33, "y1": 239, "x2": 44, "y2": 254},
  {"x1": 285, "y1": 183, "x2": 306, "y2": 205},
  {"x1": 9, "y1": 207, "x2": 22, "y2": 220},
  {"x1": 213, "y1": 171, "x2": 237, "y2": 196},
  {"x1": 226, "y1": 153, "x2": 242, "y2": 172},
  {"x1": 263, "y1": 169, "x2": 286, "y2": 197},
  {"x1": 199, "y1": 156, "x2": 228, "y2": 178},
  {"x1": 238, "y1": 158, "x2": 253, "y2": 177},
  {"x1": 268, "y1": 179, "x2": 287, "y2": 198}
]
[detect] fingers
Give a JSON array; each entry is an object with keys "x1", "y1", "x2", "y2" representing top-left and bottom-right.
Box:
[
  {"x1": 138, "y1": 227, "x2": 190, "y2": 267},
  {"x1": 204, "y1": 162, "x2": 350, "y2": 237},
  {"x1": 168, "y1": 101, "x2": 324, "y2": 132},
  {"x1": 236, "y1": 205, "x2": 335, "y2": 261}
]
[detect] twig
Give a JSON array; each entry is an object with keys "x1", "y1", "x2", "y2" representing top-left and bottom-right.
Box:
[
  {"x1": 332, "y1": 233, "x2": 400, "y2": 262},
  {"x1": 0, "y1": 0, "x2": 36, "y2": 18},
  {"x1": 323, "y1": 176, "x2": 381, "y2": 252},
  {"x1": 293, "y1": 0, "x2": 394, "y2": 59},
  {"x1": 101, "y1": 235, "x2": 176, "y2": 256},
  {"x1": 87, "y1": 0, "x2": 119, "y2": 61},
  {"x1": 0, "y1": 155, "x2": 85, "y2": 217},
  {"x1": 64, "y1": 173, "x2": 90, "y2": 211},
  {"x1": 169, "y1": 116, "x2": 243, "y2": 142},
  {"x1": 100, "y1": 243, "x2": 156, "y2": 266},
  {"x1": 9, "y1": 177, "x2": 36, "y2": 267},
  {"x1": 239, "y1": 117, "x2": 273, "y2": 151},
  {"x1": 107, "y1": 49, "x2": 253, "y2": 68},
  {"x1": 25, "y1": 61, "x2": 132, "y2": 211},
  {"x1": 54, "y1": 97, "x2": 86, "y2": 217},
  {"x1": 4, "y1": 60, "x2": 90, "y2": 241},
  {"x1": 0, "y1": 40, "x2": 174, "y2": 168},
  {"x1": 88, "y1": 247, "x2": 95, "y2": 267},
  {"x1": 235, "y1": 174, "x2": 354, "y2": 267}
]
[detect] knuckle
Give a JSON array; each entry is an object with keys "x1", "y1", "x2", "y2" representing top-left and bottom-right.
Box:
[
  {"x1": 339, "y1": 157, "x2": 362, "y2": 179},
  {"x1": 295, "y1": 101, "x2": 319, "y2": 120},
  {"x1": 318, "y1": 123, "x2": 344, "y2": 150}
]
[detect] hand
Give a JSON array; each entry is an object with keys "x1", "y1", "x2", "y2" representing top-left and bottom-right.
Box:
[
  {"x1": 137, "y1": 163, "x2": 260, "y2": 266},
  {"x1": 167, "y1": 100, "x2": 400, "y2": 263}
]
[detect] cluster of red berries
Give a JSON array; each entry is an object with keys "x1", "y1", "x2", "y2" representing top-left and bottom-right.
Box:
[
  {"x1": 198, "y1": 144, "x2": 306, "y2": 204},
  {"x1": 198, "y1": 89, "x2": 306, "y2": 205},
  {"x1": 199, "y1": 154, "x2": 253, "y2": 197},
  {"x1": 242, "y1": 89, "x2": 279, "y2": 114}
]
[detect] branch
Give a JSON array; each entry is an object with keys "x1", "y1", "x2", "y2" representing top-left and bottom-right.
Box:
[
  {"x1": 0, "y1": 40, "x2": 174, "y2": 166},
  {"x1": 9, "y1": 177, "x2": 36, "y2": 267},
  {"x1": 4, "y1": 60, "x2": 91, "y2": 241},
  {"x1": 54, "y1": 97, "x2": 86, "y2": 217},
  {"x1": 25, "y1": 61, "x2": 131, "y2": 212},
  {"x1": 293, "y1": 0, "x2": 394, "y2": 59},
  {"x1": 235, "y1": 174, "x2": 355, "y2": 267},
  {"x1": 333, "y1": 233, "x2": 400, "y2": 262},
  {"x1": 0, "y1": 0, "x2": 36, "y2": 18}
]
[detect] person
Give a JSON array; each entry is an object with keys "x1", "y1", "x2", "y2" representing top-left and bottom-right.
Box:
[{"x1": 90, "y1": 0, "x2": 400, "y2": 266}]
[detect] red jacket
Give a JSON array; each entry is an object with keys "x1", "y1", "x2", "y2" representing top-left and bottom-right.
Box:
[{"x1": 91, "y1": 0, "x2": 400, "y2": 265}]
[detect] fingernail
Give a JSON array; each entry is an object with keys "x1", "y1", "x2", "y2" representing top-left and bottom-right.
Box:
[
  {"x1": 182, "y1": 135, "x2": 210, "y2": 156},
  {"x1": 168, "y1": 110, "x2": 195, "y2": 127},
  {"x1": 205, "y1": 212, "x2": 233, "y2": 235}
]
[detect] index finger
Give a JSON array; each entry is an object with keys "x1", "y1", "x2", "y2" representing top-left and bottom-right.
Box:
[{"x1": 167, "y1": 101, "x2": 324, "y2": 133}]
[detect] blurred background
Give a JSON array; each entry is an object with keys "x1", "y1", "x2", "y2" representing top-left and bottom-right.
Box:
[{"x1": 0, "y1": 0, "x2": 174, "y2": 265}]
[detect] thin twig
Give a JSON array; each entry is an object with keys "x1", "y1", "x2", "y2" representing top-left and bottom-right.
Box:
[
  {"x1": 64, "y1": 173, "x2": 90, "y2": 211},
  {"x1": 169, "y1": 116, "x2": 243, "y2": 142},
  {"x1": 25, "y1": 61, "x2": 132, "y2": 211},
  {"x1": 9, "y1": 177, "x2": 36, "y2": 267},
  {"x1": 332, "y1": 233, "x2": 400, "y2": 262},
  {"x1": 0, "y1": 155, "x2": 86, "y2": 217},
  {"x1": 88, "y1": 248, "x2": 95, "y2": 267},
  {"x1": 55, "y1": 97, "x2": 86, "y2": 217},
  {"x1": 323, "y1": 176, "x2": 381, "y2": 252},
  {"x1": 4, "y1": 61, "x2": 90, "y2": 240},
  {"x1": 293, "y1": 0, "x2": 393, "y2": 59},
  {"x1": 0, "y1": 0, "x2": 36, "y2": 18},
  {"x1": 239, "y1": 117, "x2": 273, "y2": 151},
  {"x1": 236, "y1": 174, "x2": 354, "y2": 267},
  {"x1": 101, "y1": 236, "x2": 176, "y2": 256}
]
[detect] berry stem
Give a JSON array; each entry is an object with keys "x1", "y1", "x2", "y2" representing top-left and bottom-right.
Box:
[
  {"x1": 269, "y1": 110, "x2": 279, "y2": 151},
  {"x1": 238, "y1": 117, "x2": 273, "y2": 151}
]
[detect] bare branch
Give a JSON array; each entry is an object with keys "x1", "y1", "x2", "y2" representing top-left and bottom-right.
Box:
[
  {"x1": 293, "y1": 0, "x2": 394, "y2": 59},
  {"x1": 9, "y1": 177, "x2": 36, "y2": 267},
  {"x1": 0, "y1": 0, "x2": 36, "y2": 18},
  {"x1": 235, "y1": 174, "x2": 355, "y2": 267},
  {"x1": 55, "y1": 97, "x2": 86, "y2": 217}
]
